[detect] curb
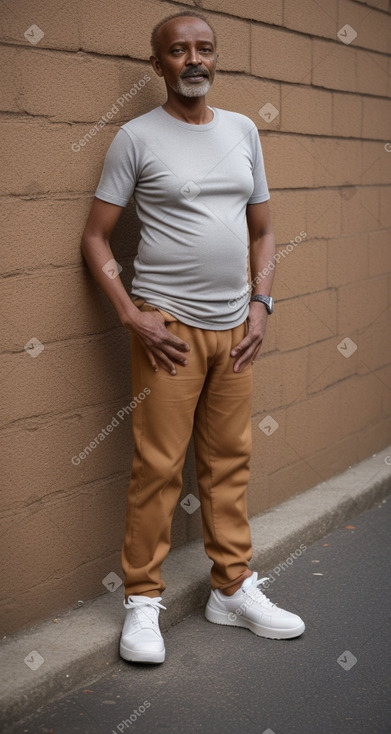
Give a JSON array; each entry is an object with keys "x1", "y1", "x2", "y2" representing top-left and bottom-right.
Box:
[{"x1": 1, "y1": 445, "x2": 391, "y2": 730}]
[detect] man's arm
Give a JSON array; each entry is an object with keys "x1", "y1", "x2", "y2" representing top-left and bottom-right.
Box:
[
  {"x1": 231, "y1": 200, "x2": 276, "y2": 372},
  {"x1": 81, "y1": 197, "x2": 190, "y2": 375}
]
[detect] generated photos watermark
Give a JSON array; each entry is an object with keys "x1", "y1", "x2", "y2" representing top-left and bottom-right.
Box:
[
  {"x1": 102, "y1": 572, "x2": 123, "y2": 592},
  {"x1": 111, "y1": 701, "x2": 151, "y2": 732},
  {"x1": 24, "y1": 336, "x2": 45, "y2": 358},
  {"x1": 71, "y1": 74, "x2": 151, "y2": 152},
  {"x1": 180, "y1": 493, "x2": 201, "y2": 514},
  {"x1": 337, "y1": 650, "x2": 357, "y2": 671},
  {"x1": 24, "y1": 24, "x2": 44, "y2": 45},
  {"x1": 24, "y1": 650, "x2": 45, "y2": 671},
  {"x1": 227, "y1": 544, "x2": 307, "y2": 621},
  {"x1": 337, "y1": 337, "x2": 357, "y2": 358},
  {"x1": 258, "y1": 415, "x2": 279, "y2": 436},
  {"x1": 228, "y1": 231, "x2": 307, "y2": 309},
  {"x1": 261, "y1": 545, "x2": 308, "y2": 589},
  {"x1": 71, "y1": 387, "x2": 151, "y2": 465}
]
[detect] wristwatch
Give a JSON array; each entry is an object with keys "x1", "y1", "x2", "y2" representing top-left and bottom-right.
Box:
[{"x1": 250, "y1": 294, "x2": 274, "y2": 314}]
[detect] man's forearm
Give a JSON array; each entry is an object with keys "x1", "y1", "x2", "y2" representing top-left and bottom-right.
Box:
[
  {"x1": 81, "y1": 235, "x2": 139, "y2": 326},
  {"x1": 249, "y1": 232, "x2": 276, "y2": 297}
]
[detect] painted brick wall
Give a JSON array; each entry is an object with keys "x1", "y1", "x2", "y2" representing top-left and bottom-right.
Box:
[{"x1": 1, "y1": 0, "x2": 391, "y2": 633}]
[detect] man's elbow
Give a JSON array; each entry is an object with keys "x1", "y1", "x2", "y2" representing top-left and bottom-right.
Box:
[
  {"x1": 80, "y1": 230, "x2": 91, "y2": 258},
  {"x1": 80, "y1": 227, "x2": 100, "y2": 255}
]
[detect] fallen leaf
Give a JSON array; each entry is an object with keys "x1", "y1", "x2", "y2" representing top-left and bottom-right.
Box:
[{"x1": 345, "y1": 525, "x2": 355, "y2": 530}]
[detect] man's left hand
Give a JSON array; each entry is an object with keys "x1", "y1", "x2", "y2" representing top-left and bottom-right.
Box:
[{"x1": 231, "y1": 302, "x2": 269, "y2": 372}]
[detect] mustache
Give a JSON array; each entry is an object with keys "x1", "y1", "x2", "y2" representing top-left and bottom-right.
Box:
[{"x1": 180, "y1": 69, "x2": 209, "y2": 79}]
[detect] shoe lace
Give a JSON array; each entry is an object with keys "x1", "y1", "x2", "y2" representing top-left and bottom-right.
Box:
[
  {"x1": 123, "y1": 596, "x2": 166, "y2": 625},
  {"x1": 245, "y1": 576, "x2": 276, "y2": 610}
]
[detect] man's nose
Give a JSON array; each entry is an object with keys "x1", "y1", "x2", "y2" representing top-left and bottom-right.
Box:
[{"x1": 186, "y1": 48, "x2": 201, "y2": 65}]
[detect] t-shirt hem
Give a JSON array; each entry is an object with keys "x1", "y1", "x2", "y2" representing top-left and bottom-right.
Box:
[
  {"x1": 131, "y1": 293, "x2": 249, "y2": 330},
  {"x1": 94, "y1": 189, "x2": 128, "y2": 207},
  {"x1": 247, "y1": 192, "x2": 271, "y2": 205}
]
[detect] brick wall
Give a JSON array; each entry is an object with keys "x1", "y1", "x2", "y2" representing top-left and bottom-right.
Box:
[{"x1": 1, "y1": 0, "x2": 391, "y2": 633}]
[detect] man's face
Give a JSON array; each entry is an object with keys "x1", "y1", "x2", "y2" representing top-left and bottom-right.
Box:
[{"x1": 151, "y1": 18, "x2": 217, "y2": 98}]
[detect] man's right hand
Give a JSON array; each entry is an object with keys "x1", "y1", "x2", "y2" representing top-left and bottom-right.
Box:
[{"x1": 125, "y1": 309, "x2": 190, "y2": 375}]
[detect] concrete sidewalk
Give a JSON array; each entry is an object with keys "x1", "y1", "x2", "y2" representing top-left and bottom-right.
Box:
[{"x1": 1, "y1": 445, "x2": 391, "y2": 730}]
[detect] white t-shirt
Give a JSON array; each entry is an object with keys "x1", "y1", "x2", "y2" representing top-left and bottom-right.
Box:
[{"x1": 95, "y1": 105, "x2": 270, "y2": 329}]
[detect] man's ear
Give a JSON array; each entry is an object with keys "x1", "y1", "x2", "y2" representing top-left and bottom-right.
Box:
[{"x1": 150, "y1": 55, "x2": 164, "y2": 78}]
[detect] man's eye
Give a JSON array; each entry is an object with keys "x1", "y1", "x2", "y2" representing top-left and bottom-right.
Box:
[{"x1": 171, "y1": 47, "x2": 212, "y2": 54}]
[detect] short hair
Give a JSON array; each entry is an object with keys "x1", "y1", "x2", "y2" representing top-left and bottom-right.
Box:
[{"x1": 150, "y1": 11, "x2": 217, "y2": 58}]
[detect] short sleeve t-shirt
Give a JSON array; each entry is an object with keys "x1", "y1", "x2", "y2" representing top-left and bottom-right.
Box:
[{"x1": 94, "y1": 105, "x2": 270, "y2": 329}]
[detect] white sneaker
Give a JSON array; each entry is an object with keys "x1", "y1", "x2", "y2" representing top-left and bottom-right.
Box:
[
  {"x1": 205, "y1": 571, "x2": 305, "y2": 639},
  {"x1": 120, "y1": 595, "x2": 166, "y2": 663}
]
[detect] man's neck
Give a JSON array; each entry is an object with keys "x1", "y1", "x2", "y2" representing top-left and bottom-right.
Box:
[{"x1": 162, "y1": 95, "x2": 213, "y2": 125}]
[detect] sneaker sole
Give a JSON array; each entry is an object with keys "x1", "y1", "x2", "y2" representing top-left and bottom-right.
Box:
[
  {"x1": 120, "y1": 642, "x2": 165, "y2": 664},
  {"x1": 205, "y1": 605, "x2": 305, "y2": 639}
]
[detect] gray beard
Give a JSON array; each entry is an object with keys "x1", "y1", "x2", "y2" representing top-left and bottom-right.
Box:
[{"x1": 175, "y1": 77, "x2": 211, "y2": 98}]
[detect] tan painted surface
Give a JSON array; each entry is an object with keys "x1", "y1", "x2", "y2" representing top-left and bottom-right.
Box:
[{"x1": 1, "y1": 0, "x2": 391, "y2": 633}]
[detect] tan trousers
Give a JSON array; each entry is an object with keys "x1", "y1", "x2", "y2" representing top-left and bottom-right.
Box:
[{"x1": 121, "y1": 298, "x2": 254, "y2": 599}]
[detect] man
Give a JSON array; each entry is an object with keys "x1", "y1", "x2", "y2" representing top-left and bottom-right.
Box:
[{"x1": 81, "y1": 11, "x2": 305, "y2": 665}]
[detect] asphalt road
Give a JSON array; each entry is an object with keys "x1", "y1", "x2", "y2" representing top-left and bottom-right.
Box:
[{"x1": 6, "y1": 497, "x2": 391, "y2": 734}]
